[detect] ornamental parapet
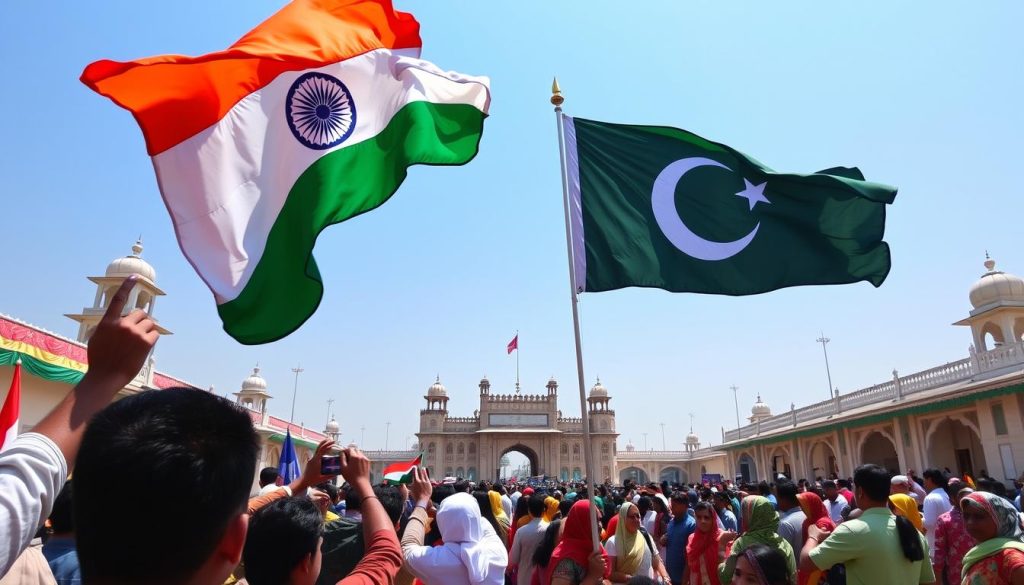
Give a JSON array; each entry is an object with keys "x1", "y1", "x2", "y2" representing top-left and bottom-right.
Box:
[{"x1": 722, "y1": 340, "x2": 1024, "y2": 443}]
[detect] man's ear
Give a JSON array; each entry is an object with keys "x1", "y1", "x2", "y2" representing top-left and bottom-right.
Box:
[{"x1": 220, "y1": 513, "x2": 249, "y2": 565}]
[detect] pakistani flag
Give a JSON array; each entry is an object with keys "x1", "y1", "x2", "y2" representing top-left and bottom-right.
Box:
[{"x1": 562, "y1": 116, "x2": 896, "y2": 295}]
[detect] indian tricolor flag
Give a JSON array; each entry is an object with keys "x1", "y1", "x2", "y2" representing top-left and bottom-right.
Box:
[
  {"x1": 382, "y1": 454, "x2": 422, "y2": 485},
  {"x1": 81, "y1": 0, "x2": 490, "y2": 344}
]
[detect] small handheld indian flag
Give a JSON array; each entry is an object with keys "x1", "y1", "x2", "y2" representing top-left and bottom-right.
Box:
[
  {"x1": 382, "y1": 454, "x2": 422, "y2": 485},
  {"x1": 82, "y1": 0, "x2": 490, "y2": 345}
]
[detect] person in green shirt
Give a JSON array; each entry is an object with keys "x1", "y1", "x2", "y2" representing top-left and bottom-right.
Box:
[{"x1": 799, "y1": 464, "x2": 936, "y2": 585}]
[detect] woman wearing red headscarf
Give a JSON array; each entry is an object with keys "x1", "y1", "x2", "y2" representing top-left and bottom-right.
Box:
[
  {"x1": 684, "y1": 501, "x2": 725, "y2": 585},
  {"x1": 543, "y1": 500, "x2": 610, "y2": 585},
  {"x1": 796, "y1": 492, "x2": 835, "y2": 585}
]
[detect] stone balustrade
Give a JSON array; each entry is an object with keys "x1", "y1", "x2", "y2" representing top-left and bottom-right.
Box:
[{"x1": 722, "y1": 343, "x2": 1024, "y2": 443}]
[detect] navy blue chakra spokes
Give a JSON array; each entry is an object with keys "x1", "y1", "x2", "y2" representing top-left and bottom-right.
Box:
[{"x1": 285, "y1": 72, "x2": 357, "y2": 150}]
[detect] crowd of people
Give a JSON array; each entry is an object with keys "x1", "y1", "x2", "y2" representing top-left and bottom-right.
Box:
[{"x1": 2, "y1": 276, "x2": 1024, "y2": 585}]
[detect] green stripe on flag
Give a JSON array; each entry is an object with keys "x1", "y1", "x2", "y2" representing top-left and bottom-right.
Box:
[{"x1": 218, "y1": 101, "x2": 485, "y2": 344}]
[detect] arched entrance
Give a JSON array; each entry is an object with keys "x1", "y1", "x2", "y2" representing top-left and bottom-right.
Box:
[
  {"x1": 498, "y1": 444, "x2": 539, "y2": 481},
  {"x1": 768, "y1": 447, "x2": 792, "y2": 479},
  {"x1": 620, "y1": 466, "x2": 649, "y2": 484},
  {"x1": 861, "y1": 431, "x2": 900, "y2": 473},
  {"x1": 736, "y1": 453, "x2": 757, "y2": 483},
  {"x1": 659, "y1": 466, "x2": 687, "y2": 484},
  {"x1": 808, "y1": 441, "x2": 839, "y2": 480},
  {"x1": 927, "y1": 418, "x2": 987, "y2": 478}
]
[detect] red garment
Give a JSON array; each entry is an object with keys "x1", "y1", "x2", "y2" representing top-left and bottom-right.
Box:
[
  {"x1": 797, "y1": 492, "x2": 835, "y2": 542},
  {"x1": 338, "y1": 529, "x2": 402, "y2": 585},
  {"x1": 685, "y1": 519, "x2": 722, "y2": 585},
  {"x1": 545, "y1": 500, "x2": 609, "y2": 584},
  {"x1": 602, "y1": 514, "x2": 619, "y2": 542},
  {"x1": 838, "y1": 488, "x2": 856, "y2": 510},
  {"x1": 934, "y1": 507, "x2": 973, "y2": 585}
]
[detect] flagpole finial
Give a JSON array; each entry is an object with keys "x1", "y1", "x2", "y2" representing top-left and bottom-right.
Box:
[
  {"x1": 15, "y1": 358, "x2": 21, "y2": 365},
  {"x1": 550, "y1": 77, "x2": 564, "y2": 107}
]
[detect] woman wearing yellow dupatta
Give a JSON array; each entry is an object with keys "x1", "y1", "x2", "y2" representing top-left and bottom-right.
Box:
[
  {"x1": 606, "y1": 502, "x2": 670, "y2": 583},
  {"x1": 719, "y1": 495, "x2": 797, "y2": 584},
  {"x1": 888, "y1": 493, "x2": 924, "y2": 534},
  {"x1": 542, "y1": 496, "x2": 560, "y2": 523},
  {"x1": 489, "y1": 490, "x2": 512, "y2": 545}
]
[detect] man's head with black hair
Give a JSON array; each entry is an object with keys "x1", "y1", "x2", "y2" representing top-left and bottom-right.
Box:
[
  {"x1": 774, "y1": 479, "x2": 798, "y2": 511},
  {"x1": 757, "y1": 481, "x2": 772, "y2": 496},
  {"x1": 373, "y1": 485, "x2": 406, "y2": 527},
  {"x1": 317, "y1": 482, "x2": 339, "y2": 504},
  {"x1": 636, "y1": 495, "x2": 652, "y2": 515},
  {"x1": 75, "y1": 388, "x2": 259, "y2": 585},
  {"x1": 454, "y1": 479, "x2": 471, "y2": 493},
  {"x1": 922, "y1": 468, "x2": 946, "y2": 491},
  {"x1": 853, "y1": 464, "x2": 891, "y2": 505},
  {"x1": 259, "y1": 467, "x2": 280, "y2": 488},
  {"x1": 528, "y1": 494, "x2": 546, "y2": 518},
  {"x1": 244, "y1": 497, "x2": 324, "y2": 585},
  {"x1": 431, "y1": 483, "x2": 456, "y2": 506}
]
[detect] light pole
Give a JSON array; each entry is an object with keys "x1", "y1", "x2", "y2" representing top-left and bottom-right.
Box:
[
  {"x1": 642, "y1": 432, "x2": 648, "y2": 451},
  {"x1": 730, "y1": 385, "x2": 741, "y2": 431},
  {"x1": 289, "y1": 364, "x2": 304, "y2": 422},
  {"x1": 385, "y1": 421, "x2": 391, "y2": 451},
  {"x1": 816, "y1": 333, "x2": 834, "y2": 400},
  {"x1": 360, "y1": 425, "x2": 365, "y2": 446},
  {"x1": 659, "y1": 422, "x2": 666, "y2": 450}
]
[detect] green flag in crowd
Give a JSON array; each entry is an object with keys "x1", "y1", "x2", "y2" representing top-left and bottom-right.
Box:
[{"x1": 562, "y1": 116, "x2": 897, "y2": 295}]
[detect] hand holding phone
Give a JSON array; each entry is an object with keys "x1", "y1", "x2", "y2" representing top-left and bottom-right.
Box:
[{"x1": 321, "y1": 455, "x2": 341, "y2": 475}]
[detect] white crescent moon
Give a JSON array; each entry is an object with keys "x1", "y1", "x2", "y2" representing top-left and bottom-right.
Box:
[{"x1": 651, "y1": 157, "x2": 759, "y2": 261}]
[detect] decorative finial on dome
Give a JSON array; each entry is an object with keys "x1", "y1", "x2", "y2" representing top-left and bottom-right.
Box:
[
  {"x1": 984, "y1": 252, "x2": 996, "y2": 272},
  {"x1": 131, "y1": 238, "x2": 143, "y2": 257}
]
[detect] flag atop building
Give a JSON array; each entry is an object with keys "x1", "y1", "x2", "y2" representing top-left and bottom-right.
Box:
[
  {"x1": 81, "y1": 0, "x2": 491, "y2": 345},
  {"x1": 562, "y1": 116, "x2": 896, "y2": 296},
  {"x1": 0, "y1": 359, "x2": 21, "y2": 451},
  {"x1": 278, "y1": 429, "x2": 301, "y2": 484},
  {"x1": 507, "y1": 334, "x2": 518, "y2": 354},
  {"x1": 382, "y1": 454, "x2": 422, "y2": 484}
]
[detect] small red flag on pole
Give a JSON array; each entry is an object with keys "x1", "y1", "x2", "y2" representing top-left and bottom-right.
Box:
[
  {"x1": 1, "y1": 359, "x2": 22, "y2": 451},
  {"x1": 507, "y1": 334, "x2": 519, "y2": 354}
]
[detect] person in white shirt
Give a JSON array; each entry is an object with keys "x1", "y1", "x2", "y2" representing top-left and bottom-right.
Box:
[
  {"x1": 0, "y1": 276, "x2": 159, "y2": 577},
  {"x1": 638, "y1": 496, "x2": 658, "y2": 535},
  {"x1": 509, "y1": 495, "x2": 549, "y2": 585},
  {"x1": 921, "y1": 468, "x2": 953, "y2": 562},
  {"x1": 890, "y1": 473, "x2": 927, "y2": 505},
  {"x1": 822, "y1": 480, "x2": 848, "y2": 524}
]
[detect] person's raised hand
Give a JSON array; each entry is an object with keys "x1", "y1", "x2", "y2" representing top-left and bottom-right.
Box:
[
  {"x1": 309, "y1": 488, "x2": 330, "y2": 513},
  {"x1": 411, "y1": 466, "x2": 433, "y2": 506},
  {"x1": 294, "y1": 439, "x2": 337, "y2": 491},
  {"x1": 808, "y1": 524, "x2": 831, "y2": 543},
  {"x1": 84, "y1": 276, "x2": 160, "y2": 392},
  {"x1": 340, "y1": 446, "x2": 372, "y2": 494}
]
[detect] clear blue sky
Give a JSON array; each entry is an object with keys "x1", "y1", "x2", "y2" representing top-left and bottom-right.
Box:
[{"x1": 2, "y1": 1, "x2": 1022, "y2": 454}]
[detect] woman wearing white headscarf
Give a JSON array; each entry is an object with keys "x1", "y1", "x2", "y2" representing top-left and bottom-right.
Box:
[{"x1": 402, "y1": 470, "x2": 508, "y2": 585}]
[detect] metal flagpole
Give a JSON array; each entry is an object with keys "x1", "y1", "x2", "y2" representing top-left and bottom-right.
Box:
[
  {"x1": 515, "y1": 329, "x2": 520, "y2": 393},
  {"x1": 552, "y1": 77, "x2": 602, "y2": 551},
  {"x1": 289, "y1": 364, "x2": 304, "y2": 422}
]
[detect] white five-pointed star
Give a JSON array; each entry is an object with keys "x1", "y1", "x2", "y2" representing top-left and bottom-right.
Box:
[{"x1": 735, "y1": 179, "x2": 771, "y2": 210}]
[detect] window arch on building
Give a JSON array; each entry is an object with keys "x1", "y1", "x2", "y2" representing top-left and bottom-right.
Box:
[
  {"x1": 601, "y1": 443, "x2": 609, "y2": 454},
  {"x1": 467, "y1": 467, "x2": 477, "y2": 480},
  {"x1": 560, "y1": 467, "x2": 569, "y2": 481},
  {"x1": 572, "y1": 467, "x2": 582, "y2": 480},
  {"x1": 445, "y1": 443, "x2": 453, "y2": 454},
  {"x1": 456, "y1": 467, "x2": 465, "y2": 478},
  {"x1": 428, "y1": 442, "x2": 436, "y2": 454},
  {"x1": 573, "y1": 444, "x2": 580, "y2": 455},
  {"x1": 457, "y1": 442, "x2": 465, "y2": 455},
  {"x1": 561, "y1": 444, "x2": 568, "y2": 455},
  {"x1": 468, "y1": 443, "x2": 476, "y2": 454}
]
